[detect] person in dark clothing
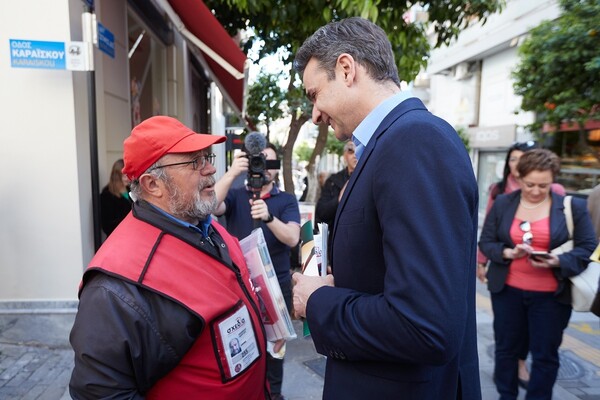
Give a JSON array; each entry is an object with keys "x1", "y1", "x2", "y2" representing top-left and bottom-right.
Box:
[
  {"x1": 315, "y1": 141, "x2": 357, "y2": 255},
  {"x1": 100, "y1": 159, "x2": 132, "y2": 236}
]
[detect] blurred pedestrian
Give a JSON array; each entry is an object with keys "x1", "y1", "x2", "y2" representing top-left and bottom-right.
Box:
[
  {"x1": 70, "y1": 116, "x2": 269, "y2": 399},
  {"x1": 479, "y1": 149, "x2": 597, "y2": 399},
  {"x1": 315, "y1": 141, "x2": 357, "y2": 231},
  {"x1": 291, "y1": 17, "x2": 481, "y2": 399},
  {"x1": 476, "y1": 141, "x2": 565, "y2": 388},
  {"x1": 100, "y1": 159, "x2": 132, "y2": 236}
]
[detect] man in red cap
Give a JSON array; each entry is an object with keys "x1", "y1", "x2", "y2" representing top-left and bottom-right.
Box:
[{"x1": 69, "y1": 116, "x2": 270, "y2": 399}]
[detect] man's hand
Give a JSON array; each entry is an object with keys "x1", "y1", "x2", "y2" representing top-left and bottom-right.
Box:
[
  {"x1": 292, "y1": 273, "x2": 334, "y2": 319},
  {"x1": 229, "y1": 151, "x2": 249, "y2": 178},
  {"x1": 273, "y1": 339, "x2": 286, "y2": 354},
  {"x1": 249, "y1": 199, "x2": 271, "y2": 221}
]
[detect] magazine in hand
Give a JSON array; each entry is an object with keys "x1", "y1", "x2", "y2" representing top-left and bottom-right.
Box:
[
  {"x1": 299, "y1": 220, "x2": 328, "y2": 336},
  {"x1": 239, "y1": 228, "x2": 297, "y2": 341}
]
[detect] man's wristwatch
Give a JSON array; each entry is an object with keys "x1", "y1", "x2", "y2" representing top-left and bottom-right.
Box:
[{"x1": 265, "y1": 213, "x2": 274, "y2": 223}]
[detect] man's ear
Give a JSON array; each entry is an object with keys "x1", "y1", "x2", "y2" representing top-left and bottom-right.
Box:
[
  {"x1": 337, "y1": 53, "x2": 356, "y2": 85},
  {"x1": 138, "y1": 174, "x2": 165, "y2": 198}
]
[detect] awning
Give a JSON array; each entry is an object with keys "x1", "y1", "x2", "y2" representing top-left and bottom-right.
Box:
[
  {"x1": 543, "y1": 120, "x2": 600, "y2": 133},
  {"x1": 159, "y1": 0, "x2": 248, "y2": 116}
]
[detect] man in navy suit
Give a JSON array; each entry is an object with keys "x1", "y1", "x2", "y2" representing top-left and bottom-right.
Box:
[{"x1": 292, "y1": 17, "x2": 481, "y2": 399}]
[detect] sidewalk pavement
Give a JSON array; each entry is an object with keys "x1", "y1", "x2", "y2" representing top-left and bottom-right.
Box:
[{"x1": 1, "y1": 284, "x2": 599, "y2": 399}]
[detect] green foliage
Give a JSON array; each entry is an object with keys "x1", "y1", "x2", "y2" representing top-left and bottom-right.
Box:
[
  {"x1": 294, "y1": 141, "x2": 313, "y2": 162},
  {"x1": 246, "y1": 69, "x2": 286, "y2": 132},
  {"x1": 325, "y1": 131, "x2": 346, "y2": 156},
  {"x1": 512, "y1": 0, "x2": 600, "y2": 132},
  {"x1": 455, "y1": 126, "x2": 471, "y2": 153},
  {"x1": 206, "y1": 0, "x2": 504, "y2": 83}
]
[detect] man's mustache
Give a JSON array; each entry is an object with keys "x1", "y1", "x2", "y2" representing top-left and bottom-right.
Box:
[{"x1": 199, "y1": 177, "x2": 216, "y2": 190}]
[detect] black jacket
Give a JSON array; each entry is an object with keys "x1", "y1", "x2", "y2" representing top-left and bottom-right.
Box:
[
  {"x1": 315, "y1": 168, "x2": 351, "y2": 229},
  {"x1": 479, "y1": 191, "x2": 597, "y2": 304},
  {"x1": 100, "y1": 186, "x2": 132, "y2": 235},
  {"x1": 69, "y1": 201, "x2": 229, "y2": 399}
]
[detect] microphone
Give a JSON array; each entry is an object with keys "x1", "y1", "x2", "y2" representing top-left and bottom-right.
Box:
[{"x1": 244, "y1": 131, "x2": 266, "y2": 155}]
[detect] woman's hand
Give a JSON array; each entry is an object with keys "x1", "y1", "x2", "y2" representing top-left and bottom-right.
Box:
[
  {"x1": 476, "y1": 263, "x2": 488, "y2": 283},
  {"x1": 528, "y1": 253, "x2": 560, "y2": 268},
  {"x1": 503, "y1": 244, "x2": 532, "y2": 260}
]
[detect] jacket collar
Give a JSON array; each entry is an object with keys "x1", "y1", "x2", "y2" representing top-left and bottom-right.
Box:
[{"x1": 331, "y1": 97, "x2": 425, "y2": 247}]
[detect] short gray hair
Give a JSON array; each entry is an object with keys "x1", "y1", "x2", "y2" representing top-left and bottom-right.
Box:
[
  {"x1": 294, "y1": 17, "x2": 401, "y2": 88},
  {"x1": 129, "y1": 159, "x2": 168, "y2": 201}
]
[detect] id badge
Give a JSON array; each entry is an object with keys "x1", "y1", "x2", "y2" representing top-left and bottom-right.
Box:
[{"x1": 212, "y1": 302, "x2": 261, "y2": 381}]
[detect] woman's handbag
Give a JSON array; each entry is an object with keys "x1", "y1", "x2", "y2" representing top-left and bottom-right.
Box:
[{"x1": 556, "y1": 196, "x2": 600, "y2": 312}]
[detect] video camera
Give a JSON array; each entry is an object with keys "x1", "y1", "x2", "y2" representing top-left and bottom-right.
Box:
[{"x1": 244, "y1": 132, "x2": 281, "y2": 196}]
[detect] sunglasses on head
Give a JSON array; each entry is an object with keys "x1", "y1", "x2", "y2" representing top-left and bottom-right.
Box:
[{"x1": 511, "y1": 141, "x2": 537, "y2": 152}]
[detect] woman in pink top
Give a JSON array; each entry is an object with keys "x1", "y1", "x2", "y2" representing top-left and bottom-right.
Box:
[
  {"x1": 479, "y1": 149, "x2": 597, "y2": 399},
  {"x1": 477, "y1": 141, "x2": 565, "y2": 388}
]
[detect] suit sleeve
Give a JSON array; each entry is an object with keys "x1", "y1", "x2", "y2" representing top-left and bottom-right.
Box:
[{"x1": 306, "y1": 117, "x2": 478, "y2": 366}]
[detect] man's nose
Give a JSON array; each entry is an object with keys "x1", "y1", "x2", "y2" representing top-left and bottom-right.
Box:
[
  {"x1": 203, "y1": 162, "x2": 216, "y2": 175},
  {"x1": 311, "y1": 107, "x2": 322, "y2": 124}
]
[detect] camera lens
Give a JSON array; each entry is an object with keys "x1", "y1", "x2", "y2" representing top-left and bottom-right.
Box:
[{"x1": 249, "y1": 154, "x2": 267, "y2": 173}]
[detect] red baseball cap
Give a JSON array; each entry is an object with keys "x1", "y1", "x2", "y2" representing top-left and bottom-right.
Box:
[{"x1": 122, "y1": 116, "x2": 226, "y2": 180}]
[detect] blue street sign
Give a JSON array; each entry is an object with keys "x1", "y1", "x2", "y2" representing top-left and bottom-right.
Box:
[
  {"x1": 97, "y1": 23, "x2": 115, "y2": 58},
  {"x1": 9, "y1": 39, "x2": 66, "y2": 70}
]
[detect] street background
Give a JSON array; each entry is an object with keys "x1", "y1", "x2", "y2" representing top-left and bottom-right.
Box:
[{"x1": 1, "y1": 281, "x2": 599, "y2": 399}]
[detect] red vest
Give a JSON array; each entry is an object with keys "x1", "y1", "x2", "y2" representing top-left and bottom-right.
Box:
[{"x1": 85, "y1": 214, "x2": 268, "y2": 399}]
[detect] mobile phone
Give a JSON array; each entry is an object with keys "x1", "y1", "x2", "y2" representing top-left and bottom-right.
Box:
[{"x1": 530, "y1": 251, "x2": 552, "y2": 260}]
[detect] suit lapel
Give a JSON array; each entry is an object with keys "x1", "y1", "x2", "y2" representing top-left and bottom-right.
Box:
[{"x1": 329, "y1": 97, "x2": 426, "y2": 264}]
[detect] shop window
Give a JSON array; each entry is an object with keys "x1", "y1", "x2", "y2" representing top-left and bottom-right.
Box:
[
  {"x1": 127, "y1": 12, "x2": 166, "y2": 127},
  {"x1": 477, "y1": 151, "x2": 506, "y2": 226},
  {"x1": 546, "y1": 129, "x2": 600, "y2": 193}
]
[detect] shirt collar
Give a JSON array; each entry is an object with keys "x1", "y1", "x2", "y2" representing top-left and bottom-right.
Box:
[
  {"x1": 146, "y1": 203, "x2": 212, "y2": 237},
  {"x1": 352, "y1": 90, "x2": 412, "y2": 159}
]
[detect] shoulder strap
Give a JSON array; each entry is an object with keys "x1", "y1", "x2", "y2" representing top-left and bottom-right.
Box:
[{"x1": 564, "y1": 196, "x2": 573, "y2": 239}]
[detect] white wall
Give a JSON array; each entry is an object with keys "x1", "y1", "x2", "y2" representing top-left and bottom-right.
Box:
[
  {"x1": 479, "y1": 47, "x2": 535, "y2": 129},
  {"x1": 0, "y1": 0, "x2": 85, "y2": 300},
  {"x1": 428, "y1": 73, "x2": 479, "y2": 128},
  {"x1": 97, "y1": 0, "x2": 131, "y2": 185},
  {"x1": 427, "y1": 0, "x2": 561, "y2": 74}
]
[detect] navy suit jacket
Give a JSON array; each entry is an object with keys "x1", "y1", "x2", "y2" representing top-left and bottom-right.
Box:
[
  {"x1": 479, "y1": 190, "x2": 597, "y2": 303},
  {"x1": 305, "y1": 98, "x2": 481, "y2": 399}
]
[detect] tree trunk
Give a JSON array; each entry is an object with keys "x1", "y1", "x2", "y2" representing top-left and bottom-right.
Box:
[
  {"x1": 304, "y1": 123, "x2": 329, "y2": 203},
  {"x1": 282, "y1": 111, "x2": 310, "y2": 195}
]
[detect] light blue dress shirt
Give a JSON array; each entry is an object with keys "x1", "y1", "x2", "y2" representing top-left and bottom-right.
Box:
[{"x1": 352, "y1": 91, "x2": 413, "y2": 160}]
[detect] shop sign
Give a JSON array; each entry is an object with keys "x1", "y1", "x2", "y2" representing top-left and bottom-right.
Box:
[
  {"x1": 468, "y1": 124, "x2": 516, "y2": 148},
  {"x1": 97, "y1": 22, "x2": 115, "y2": 58},
  {"x1": 10, "y1": 39, "x2": 92, "y2": 71},
  {"x1": 10, "y1": 39, "x2": 66, "y2": 70}
]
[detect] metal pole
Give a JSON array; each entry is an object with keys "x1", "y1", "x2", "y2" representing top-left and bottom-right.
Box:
[{"x1": 83, "y1": 8, "x2": 101, "y2": 251}]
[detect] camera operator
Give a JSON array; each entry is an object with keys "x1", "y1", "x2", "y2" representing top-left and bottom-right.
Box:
[{"x1": 214, "y1": 143, "x2": 300, "y2": 400}]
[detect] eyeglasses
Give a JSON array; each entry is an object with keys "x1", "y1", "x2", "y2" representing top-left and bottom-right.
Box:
[
  {"x1": 520, "y1": 221, "x2": 533, "y2": 245},
  {"x1": 150, "y1": 153, "x2": 216, "y2": 172}
]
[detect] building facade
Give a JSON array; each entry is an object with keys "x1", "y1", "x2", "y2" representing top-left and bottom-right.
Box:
[
  {"x1": 420, "y1": 0, "x2": 562, "y2": 223},
  {"x1": 0, "y1": 0, "x2": 247, "y2": 305}
]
